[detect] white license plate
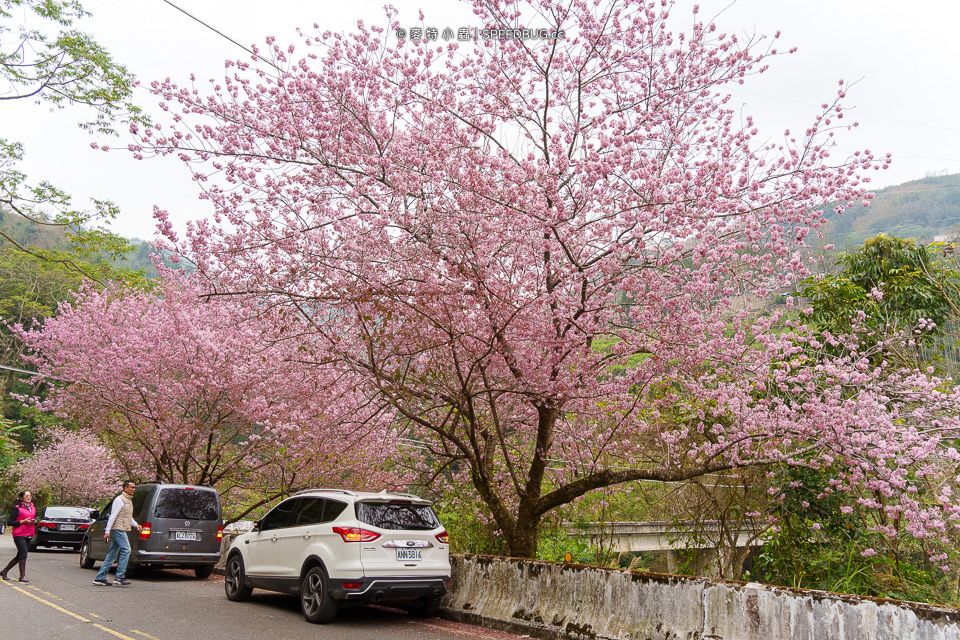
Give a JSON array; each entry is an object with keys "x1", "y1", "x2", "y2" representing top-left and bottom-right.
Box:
[
  {"x1": 173, "y1": 531, "x2": 199, "y2": 541},
  {"x1": 396, "y1": 549, "x2": 422, "y2": 561},
  {"x1": 60, "y1": 524, "x2": 76, "y2": 531}
]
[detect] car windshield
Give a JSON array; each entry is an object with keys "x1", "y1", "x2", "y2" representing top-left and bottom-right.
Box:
[
  {"x1": 153, "y1": 489, "x2": 220, "y2": 520},
  {"x1": 43, "y1": 507, "x2": 90, "y2": 519},
  {"x1": 355, "y1": 501, "x2": 440, "y2": 531}
]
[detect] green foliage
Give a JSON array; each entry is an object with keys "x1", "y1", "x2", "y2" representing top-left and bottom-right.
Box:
[
  {"x1": 751, "y1": 466, "x2": 956, "y2": 604},
  {"x1": 0, "y1": 0, "x2": 147, "y2": 263},
  {"x1": 434, "y1": 501, "x2": 510, "y2": 556},
  {"x1": 800, "y1": 235, "x2": 957, "y2": 360},
  {"x1": 0, "y1": 415, "x2": 24, "y2": 466}
]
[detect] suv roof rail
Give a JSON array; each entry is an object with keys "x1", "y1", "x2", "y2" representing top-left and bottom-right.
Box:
[
  {"x1": 293, "y1": 488, "x2": 358, "y2": 497},
  {"x1": 378, "y1": 490, "x2": 423, "y2": 500}
]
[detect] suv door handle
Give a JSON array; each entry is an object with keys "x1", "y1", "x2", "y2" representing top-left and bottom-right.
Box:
[
  {"x1": 302, "y1": 533, "x2": 311, "y2": 540},
  {"x1": 271, "y1": 534, "x2": 278, "y2": 542}
]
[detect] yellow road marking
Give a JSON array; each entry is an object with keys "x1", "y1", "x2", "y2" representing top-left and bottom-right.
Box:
[
  {"x1": 1, "y1": 580, "x2": 143, "y2": 640},
  {"x1": 130, "y1": 631, "x2": 161, "y2": 640},
  {"x1": 31, "y1": 586, "x2": 62, "y2": 599}
]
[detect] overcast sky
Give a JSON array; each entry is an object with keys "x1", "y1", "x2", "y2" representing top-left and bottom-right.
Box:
[{"x1": 5, "y1": 0, "x2": 960, "y2": 240}]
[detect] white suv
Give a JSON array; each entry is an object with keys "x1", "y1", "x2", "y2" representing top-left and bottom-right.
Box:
[{"x1": 223, "y1": 489, "x2": 451, "y2": 623}]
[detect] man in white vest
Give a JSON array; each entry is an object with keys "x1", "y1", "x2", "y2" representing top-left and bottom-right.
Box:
[{"x1": 93, "y1": 481, "x2": 143, "y2": 587}]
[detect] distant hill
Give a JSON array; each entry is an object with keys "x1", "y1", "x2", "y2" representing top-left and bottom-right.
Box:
[
  {"x1": 819, "y1": 173, "x2": 960, "y2": 249},
  {"x1": 0, "y1": 208, "x2": 167, "y2": 277},
  {"x1": 6, "y1": 173, "x2": 960, "y2": 270}
]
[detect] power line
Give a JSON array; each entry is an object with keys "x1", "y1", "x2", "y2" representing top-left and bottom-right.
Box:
[
  {"x1": 158, "y1": 0, "x2": 281, "y2": 72},
  {"x1": 0, "y1": 364, "x2": 41, "y2": 376},
  {"x1": 733, "y1": 89, "x2": 960, "y2": 134}
]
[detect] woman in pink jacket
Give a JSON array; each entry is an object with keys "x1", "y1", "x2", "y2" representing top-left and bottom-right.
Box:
[{"x1": 2, "y1": 490, "x2": 37, "y2": 582}]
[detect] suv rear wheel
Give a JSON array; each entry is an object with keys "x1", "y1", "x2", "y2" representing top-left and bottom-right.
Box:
[
  {"x1": 300, "y1": 566, "x2": 337, "y2": 623},
  {"x1": 406, "y1": 596, "x2": 441, "y2": 618},
  {"x1": 224, "y1": 554, "x2": 252, "y2": 602}
]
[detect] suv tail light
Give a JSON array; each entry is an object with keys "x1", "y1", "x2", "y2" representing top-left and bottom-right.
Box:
[
  {"x1": 332, "y1": 526, "x2": 380, "y2": 543},
  {"x1": 216, "y1": 525, "x2": 223, "y2": 542},
  {"x1": 435, "y1": 531, "x2": 449, "y2": 544},
  {"x1": 140, "y1": 523, "x2": 152, "y2": 540}
]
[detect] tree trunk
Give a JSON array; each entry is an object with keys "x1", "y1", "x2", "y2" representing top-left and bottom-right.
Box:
[{"x1": 506, "y1": 514, "x2": 539, "y2": 558}]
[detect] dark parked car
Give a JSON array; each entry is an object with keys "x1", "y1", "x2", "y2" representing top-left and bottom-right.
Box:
[
  {"x1": 80, "y1": 482, "x2": 223, "y2": 578},
  {"x1": 30, "y1": 506, "x2": 95, "y2": 550}
]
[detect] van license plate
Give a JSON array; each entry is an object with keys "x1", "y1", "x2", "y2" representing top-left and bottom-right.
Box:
[
  {"x1": 173, "y1": 531, "x2": 199, "y2": 541},
  {"x1": 396, "y1": 549, "x2": 422, "y2": 561}
]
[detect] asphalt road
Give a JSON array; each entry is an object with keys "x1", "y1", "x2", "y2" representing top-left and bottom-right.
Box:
[{"x1": 0, "y1": 533, "x2": 519, "y2": 640}]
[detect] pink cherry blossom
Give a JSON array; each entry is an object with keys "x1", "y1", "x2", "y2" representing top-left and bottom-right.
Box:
[{"x1": 111, "y1": 0, "x2": 957, "y2": 556}]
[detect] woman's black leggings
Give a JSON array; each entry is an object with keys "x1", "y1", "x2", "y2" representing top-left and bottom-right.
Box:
[{"x1": 12, "y1": 536, "x2": 29, "y2": 560}]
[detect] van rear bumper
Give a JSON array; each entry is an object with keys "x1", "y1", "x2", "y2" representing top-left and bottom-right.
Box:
[
  {"x1": 329, "y1": 576, "x2": 450, "y2": 603},
  {"x1": 134, "y1": 550, "x2": 221, "y2": 565}
]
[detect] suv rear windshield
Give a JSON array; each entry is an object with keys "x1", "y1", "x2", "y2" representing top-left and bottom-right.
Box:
[
  {"x1": 154, "y1": 489, "x2": 219, "y2": 521},
  {"x1": 356, "y1": 501, "x2": 440, "y2": 531}
]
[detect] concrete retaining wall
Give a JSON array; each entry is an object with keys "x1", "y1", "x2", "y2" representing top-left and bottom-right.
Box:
[{"x1": 440, "y1": 554, "x2": 960, "y2": 640}]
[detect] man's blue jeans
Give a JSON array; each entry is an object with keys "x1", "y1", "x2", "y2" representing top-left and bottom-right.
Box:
[{"x1": 95, "y1": 530, "x2": 131, "y2": 581}]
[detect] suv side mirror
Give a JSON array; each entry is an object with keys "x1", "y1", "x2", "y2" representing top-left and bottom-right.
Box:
[
  {"x1": 89, "y1": 510, "x2": 100, "y2": 521},
  {"x1": 253, "y1": 520, "x2": 261, "y2": 532}
]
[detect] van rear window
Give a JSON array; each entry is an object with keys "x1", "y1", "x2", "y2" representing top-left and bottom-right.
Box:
[
  {"x1": 154, "y1": 489, "x2": 220, "y2": 521},
  {"x1": 355, "y1": 502, "x2": 440, "y2": 530}
]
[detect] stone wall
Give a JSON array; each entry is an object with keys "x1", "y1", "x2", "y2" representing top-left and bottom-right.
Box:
[{"x1": 440, "y1": 554, "x2": 960, "y2": 640}]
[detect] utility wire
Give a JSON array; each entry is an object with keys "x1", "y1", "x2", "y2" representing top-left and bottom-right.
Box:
[
  {"x1": 158, "y1": 0, "x2": 281, "y2": 72},
  {"x1": 0, "y1": 364, "x2": 41, "y2": 376}
]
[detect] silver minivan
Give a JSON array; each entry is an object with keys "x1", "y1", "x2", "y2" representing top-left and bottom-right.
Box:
[{"x1": 80, "y1": 482, "x2": 223, "y2": 578}]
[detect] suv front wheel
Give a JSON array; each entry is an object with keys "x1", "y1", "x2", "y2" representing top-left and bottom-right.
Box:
[
  {"x1": 300, "y1": 566, "x2": 337, "y2": 623},
  {"x1": 224, "y1": 554, "x2": 252, "y2": 602}
]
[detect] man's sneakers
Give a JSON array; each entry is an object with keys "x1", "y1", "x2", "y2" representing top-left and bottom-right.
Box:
[{"x1": 93, "y1": 577, "x2": 132, "y2": 586}]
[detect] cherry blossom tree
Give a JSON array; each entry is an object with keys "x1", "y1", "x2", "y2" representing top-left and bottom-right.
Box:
[
  {"x1": 12, "y1": 426, "x2": 119, "y2": 504},
  {"x1": 17, "y1": 271, "x2": 405, "y2": 518},
  {"x1": 134, "y1": 0, "x2": 959, "y2": 557}
]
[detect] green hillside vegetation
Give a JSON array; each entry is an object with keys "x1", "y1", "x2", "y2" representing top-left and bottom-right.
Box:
[
  {"x1": 821, "y1": 173, "x2": 960, "y2": 249},
  {"x1": 0, "y1": 207, "x2": 165, "y2": 277}
]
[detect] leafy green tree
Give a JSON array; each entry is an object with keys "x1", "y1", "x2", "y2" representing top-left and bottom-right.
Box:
[
  {"x1": 1, "y1": 0, "x2": 146, "y2": 264},
  {"x1": 801, "y1": 235, "x2": 958, "y2": 365}
]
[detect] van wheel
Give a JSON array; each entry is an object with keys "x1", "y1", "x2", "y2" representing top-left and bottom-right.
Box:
[
  {"x1": 194, "y1": 565, "x2": 214, "y2": 579},
  {"x1": 300, "y1": 566, "x2": 337, "y2": 623},
  {"x1": 79, "y1": 540, "x2": 95, "y2": 569},
  {"x1": 224, "y1": 554, "x2": 252, "y2": 602}
]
